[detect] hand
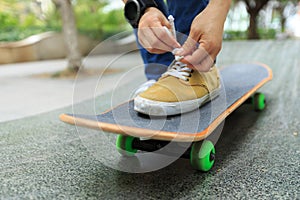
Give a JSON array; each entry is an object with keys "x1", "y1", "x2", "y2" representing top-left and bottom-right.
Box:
[
  {"x1": 138, "y1": 7, "x2": 181, "y2": 54},
  {"x1": 176, "y1": 1, "x2": 230, "y2": 72}
]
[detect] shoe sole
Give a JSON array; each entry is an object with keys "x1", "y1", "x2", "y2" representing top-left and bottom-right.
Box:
[{"x1": 134, "y1": 87, "x2": 221, "y2": 116}]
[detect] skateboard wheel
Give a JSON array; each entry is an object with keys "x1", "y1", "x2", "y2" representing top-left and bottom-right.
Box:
[
  {"x1": 253, "y1": 92, "x2": 266, "y2": 111},
  {"x1": 116, "y1": 135, "x2": 137, "y2": 156},
  {"x1": 190, "y1": 140, "x2": 215, "y2": 172}
]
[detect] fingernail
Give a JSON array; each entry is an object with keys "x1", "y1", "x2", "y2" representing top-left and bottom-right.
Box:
[
  {"x1": 175, "y1": 55, "x2": 184, "y2": 61},
  {"x1": 172, "y1": 48, "x2": 183, "y2": 55}
]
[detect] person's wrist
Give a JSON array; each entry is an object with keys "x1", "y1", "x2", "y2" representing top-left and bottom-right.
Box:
[
  {"x1": 144, "y1": 7, "x2": 157, "y2": 14},
  {"x1": 124, "y1": 0, "x2": 158, "y2": 28},
  {"x1": 205, "y1": 0, "x2": 231, "y2": 23}
]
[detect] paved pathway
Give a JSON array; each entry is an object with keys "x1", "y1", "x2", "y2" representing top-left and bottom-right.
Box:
[
  {"x1": 0, "y1": 53, "x2": 144, "y2": 122},
  {"x1": 0, "y1": 40, "x2": 299, "y2": 199}
]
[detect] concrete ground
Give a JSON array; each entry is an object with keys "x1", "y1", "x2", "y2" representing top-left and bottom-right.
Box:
[
  {"x1": 0, "y1": 40, "x2": 299, "y2": 199},
  {"x1": 0, "y1": 53, "x2": 144, "y2": 122}
]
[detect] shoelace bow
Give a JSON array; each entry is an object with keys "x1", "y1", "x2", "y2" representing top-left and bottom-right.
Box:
[{"x1": 163, "y1": 60, "x2": 193, "y2": 81}]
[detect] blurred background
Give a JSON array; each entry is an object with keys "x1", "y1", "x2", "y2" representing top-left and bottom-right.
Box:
[
  {"x1": 0, "y1": 0, "x2": 299, "y2": 67},
  {"x1": 0, "y1": 0, "x2": 126, "y2": 42}
]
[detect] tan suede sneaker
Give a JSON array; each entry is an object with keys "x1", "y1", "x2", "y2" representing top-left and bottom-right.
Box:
[{"x1": 134, "y1": 60, "x2": 220, "y2": 116}]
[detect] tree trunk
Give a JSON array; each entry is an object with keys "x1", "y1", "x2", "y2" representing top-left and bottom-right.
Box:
[
  {"x1": 278, "y1": 6, "x2": 286, "y2": 33},
  {"x1": 248, "y1": 10, "x2": 260, "y2": 39},
  {"x1": 243, "y1": 0, "x2": 270, "y2": 40},
  {"x1": 52, "y1": 0, "x2": 82, "y2": 72},
  {"x1": 281, "y1": 17, "x2": 286, "y2": 33}
]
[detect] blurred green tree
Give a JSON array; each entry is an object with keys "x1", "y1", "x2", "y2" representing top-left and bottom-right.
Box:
[
  {"x1": 0, "y1": 0, "x2": 21, "y2": 29},
  {"x1": 0, "y1": 0, "x2": 128, "y2": 41},
  {"x1": 234, "y1": 0, "x2": 298, "y2": 39},
  {"x1": 237, "y1": 0, "x2": 271, "y2": 39},
  {"x1": 74, "y1": 0, "x2": 128, "y2": 40},
  {"x1": 274, "y1": 0, "x2": 298, "y2": 32}
]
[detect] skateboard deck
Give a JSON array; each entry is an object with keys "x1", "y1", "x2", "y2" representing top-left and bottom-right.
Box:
[{"x1": 60, "y1": 63, "x2": 272, "y2": 142}]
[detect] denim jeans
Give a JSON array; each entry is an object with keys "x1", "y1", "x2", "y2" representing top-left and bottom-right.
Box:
[{"x1": 134, "y1": 0, "x2": 209, "y2": 80}]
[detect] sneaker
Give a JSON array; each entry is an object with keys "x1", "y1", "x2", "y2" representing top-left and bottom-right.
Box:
[
  {"x1": 134, "y1": 60, "x2": 220, "y2": 116},
  {"x1": 132, "y1": 79, "x2": 156, "y2": 98}
]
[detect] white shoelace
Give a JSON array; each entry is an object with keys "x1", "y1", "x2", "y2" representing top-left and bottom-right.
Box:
[{"x1": 162, "y1": 58, "x2": 192, "y2": 81}]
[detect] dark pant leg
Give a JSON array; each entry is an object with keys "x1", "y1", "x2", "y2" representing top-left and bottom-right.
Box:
[{"x1": 167, "y1": 0, "x2": 209, "y2": 44}]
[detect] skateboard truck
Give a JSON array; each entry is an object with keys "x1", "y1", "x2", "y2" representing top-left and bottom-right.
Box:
[{"x1": 116, "y1": 135, "x2": 216, "y2": 171}]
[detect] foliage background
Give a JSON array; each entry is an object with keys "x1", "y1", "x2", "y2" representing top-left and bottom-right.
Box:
[
  {"x1": 0, "y1": 0, "x2": 129, "y2": 42},
  {"x1": 0, "y1": 0, "x2": 298, "y2": 41}
]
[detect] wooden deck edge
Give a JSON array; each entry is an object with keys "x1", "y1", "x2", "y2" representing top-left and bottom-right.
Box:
[{"x1": 59, "y1": 63, "x2": 273, "y2": 142}]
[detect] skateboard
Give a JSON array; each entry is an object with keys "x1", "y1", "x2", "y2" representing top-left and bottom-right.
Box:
[{"x1": 60, "y1": 63, "x2": 272, "y2": 171}]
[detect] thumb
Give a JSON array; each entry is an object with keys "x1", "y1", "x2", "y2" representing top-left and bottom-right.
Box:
[{"x1": 159, "y1": 15, "x2": 171, "y2": 29}]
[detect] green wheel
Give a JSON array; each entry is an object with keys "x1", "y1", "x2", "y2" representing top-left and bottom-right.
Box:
[
  {"x1": 116, "y1": 135, "x2": 137, "y2": 156},
  {"x1": 190, "y1": 140, "x2": 215, "y2": 172},
  {"x1": 253, "y1": 92, "x2": 266, "y2": 111}
]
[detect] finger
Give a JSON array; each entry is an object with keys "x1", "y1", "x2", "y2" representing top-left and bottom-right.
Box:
[
  {"x1": 138, "y1": 28, "x2": 152, "y2": 49},
  {"x1": 181, "y1": 46, "x2": 214, "y2": 72},
  {"x1": 151, "y1": 27, "x2": 181, "y2": 49},
  {"x1": 139, "y1": 27, "x2": 173, "y2": 53},
  {"x1": 176, "y1": 36, "x2": 198, "y2": 56},
  {"x1": 193, "y1": 56, "x2": 214, "y2": 72},
  {"x1": 184, "y1": 55, "x2": 213, "y2": 72},
  {"x1": 180, "y1": 45, "x2": 208, "y2": 65}
]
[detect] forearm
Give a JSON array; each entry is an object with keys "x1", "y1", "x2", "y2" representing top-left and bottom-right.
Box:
[
  {"x1": 208, "y1": 0, "x2": 232, "y2": 11},
  {"x1": 204, "y1": 0, "x2": 231, "y2": 25}
]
